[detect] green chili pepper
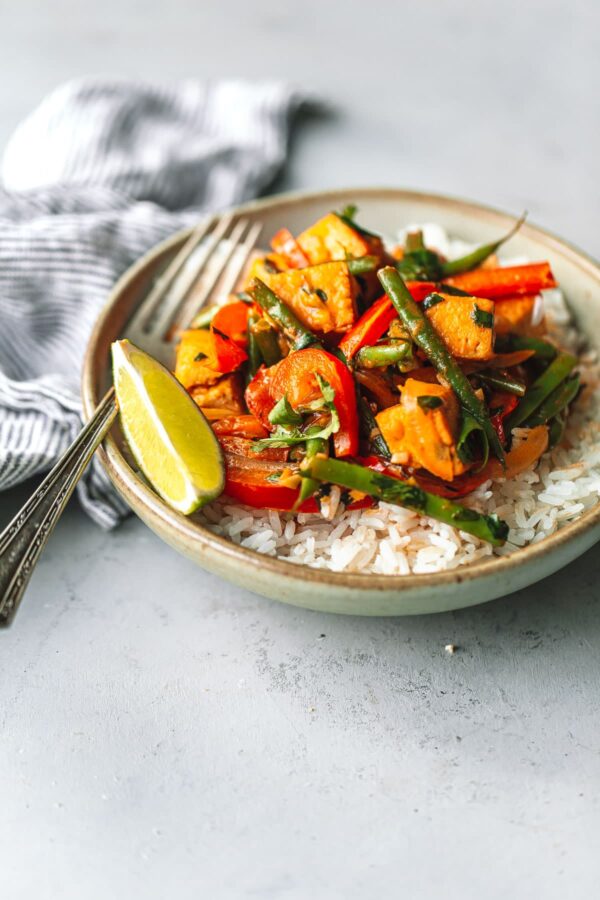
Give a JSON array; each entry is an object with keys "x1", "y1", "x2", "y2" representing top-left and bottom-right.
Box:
[
  {"x1": 249, "y1": 279, "x2": 322, "y2": 352},
  {"x1": 505, "y1": 352, "x2": 577, "y2": 430},
  {"x1": 524, "y1": 373, "x2": 581, "y2": 427},
  {"x1": 377, "y1": 268, "x2": 505, "y2": 463},
  {"x1": 440, "y1": 213, "x2": 526, "y2": 277},
  {"x1": 301, "y1": 457, "x2": 508, "y2": 546}
]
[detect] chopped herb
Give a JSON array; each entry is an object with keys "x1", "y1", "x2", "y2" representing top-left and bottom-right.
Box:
[
  {"x1": 301, "y1": 286, "x2": 329, "y2": 304},
  {"x1": 212, "y1": 326, "x2": 231, "y2": 341},
  {"x1": 263, "y1": 257, "x2": 280, "y2": 274},
  {"x1": 268, "y1": 395, "x2": 303, "y2": 427},
  {"x1": 417, "y1": 395, "x2": 443, "y2": 411},
  {"x1": 422, "y1": 292, "x2": 445, "y2": 311},
  {"x1": 471, "y1": 305, "x2": 494, "y2": 328},
  {"x1": 194, "y1": 352, "x2": 208, "y2": 362},
  {"x1": 434, "y1": 283, "x2": 471, "y2": 297},
  {"x1": 253, "y1": 376, "x2": 340, "y2": 450},
  {"x1": 265, "y1": 471, "x2": 282, "y2": 483}
]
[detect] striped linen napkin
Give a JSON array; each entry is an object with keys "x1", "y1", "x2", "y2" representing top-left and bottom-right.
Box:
[{"x1": 0, "y1": 78, "x2": 302, "y2": 528}]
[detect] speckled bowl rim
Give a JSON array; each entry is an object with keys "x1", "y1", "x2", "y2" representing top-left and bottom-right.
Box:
[{"x1": 82, "y1": 186, "x2": 600, "y2": 595}]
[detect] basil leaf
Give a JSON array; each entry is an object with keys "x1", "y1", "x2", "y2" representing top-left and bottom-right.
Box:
[{"x1": 457, "y1": 411, "x2": 490, "y2": 471}]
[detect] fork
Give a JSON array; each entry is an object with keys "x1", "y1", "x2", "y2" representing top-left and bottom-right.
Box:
[{"x1": 0, "y1": 213, "x2": 262, "y2": 627}]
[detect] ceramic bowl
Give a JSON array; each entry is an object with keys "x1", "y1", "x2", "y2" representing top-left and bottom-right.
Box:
[{"x1": 81, "y1": 188, "x2": 600, "y2": 615}]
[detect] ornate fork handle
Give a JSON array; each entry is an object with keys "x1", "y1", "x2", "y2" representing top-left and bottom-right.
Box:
[{"x1": 0, "y1": 388, "x2": 118, "y2": 627}]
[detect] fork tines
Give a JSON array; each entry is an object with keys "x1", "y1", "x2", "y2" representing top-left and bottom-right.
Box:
[{"x1": 133, "y1": 214, "x2": 263, "y2": 341}]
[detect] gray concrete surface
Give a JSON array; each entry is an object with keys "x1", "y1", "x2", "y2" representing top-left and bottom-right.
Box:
[{"x1": 1, "y1": 1, "x2": 599, "y2": 897}]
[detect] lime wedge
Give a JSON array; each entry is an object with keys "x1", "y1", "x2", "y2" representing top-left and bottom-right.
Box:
[{"x1": 112, "y1": 339, "x2": 224, "y2": 514}]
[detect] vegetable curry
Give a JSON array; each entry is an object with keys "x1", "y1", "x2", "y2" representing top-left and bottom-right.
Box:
[{"x1": 173, "y1": 207, "x2": 580, "y2": 546}]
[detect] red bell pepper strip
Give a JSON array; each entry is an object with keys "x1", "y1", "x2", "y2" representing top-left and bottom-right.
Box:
[
  {"x1": 338, "y1": 295, "x2": 397, "y2": 360},
  {"x1": 210, "y1": 328, "x2": 248, "y2": 373},
  {"x1": 270, "y1": 348, "x2": 359, "y2": 457},
  {"x1": 339, "y1": 283, "x2": 434, "y2": 360},
  {"x1": 444, "y1": 262, "x2": 556, "y2": 299},
  {"x1": 270, "y1": 228, "x2": 310, "y2": 268},
  {"x1": 211, "y1": 300, "x2": 253, "y2": 348},
  {"x1": 245, "y1": 365, "x2": 276, "y2": 429},
  {"x1": 223, "y1": 453, "x2": 371, "y2": 512}
]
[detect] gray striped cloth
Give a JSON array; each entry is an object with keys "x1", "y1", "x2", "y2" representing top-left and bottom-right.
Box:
[{"x1": 0, "y1": 78, "x2": 302, "y2": 528}]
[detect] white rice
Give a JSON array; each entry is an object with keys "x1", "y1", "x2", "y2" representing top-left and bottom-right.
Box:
[{"x1": 195, "y1": 230, "x2": 600, "y2": 575}]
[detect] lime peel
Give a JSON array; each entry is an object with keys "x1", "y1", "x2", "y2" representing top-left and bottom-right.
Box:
[{"x1": 112, "y1": 339, "x2": 225, "y2": 514}]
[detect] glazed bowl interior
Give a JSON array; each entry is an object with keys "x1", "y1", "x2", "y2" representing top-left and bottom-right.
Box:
[{"x1": 82, "y1": 188, "x2": 600, "y2": 615}]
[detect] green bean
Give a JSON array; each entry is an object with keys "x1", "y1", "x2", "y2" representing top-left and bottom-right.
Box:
[
  {"x1": 301, "y1": 457, "x2": 508, "y2": 546},
  {"x1": 377, "y1": 268, "x2": 505, "y2": 463},
  {"x1": 404, "y1": 230, "x2": 426, "y2": 253},
  {"x1": 475, "y1": 370, "x2": 526, "y2": 397},
  {"x1": 358, "y1": 393, "x2": 391, "y2": 459},
  {"x1": 355, "y1": 342, "x2": 413, "y2": 369},
  {"x1": 494, "y1": 334, "x2": 557, "y2": 361},
  {"x1": 441, "y1": 213, "x2": 526, "y2": 277},
  {"x1": 505, "y1": 352, "x2": 577, "y2": 430},
  {"x1": 251, "y1": 316, "x2": 282, "y2": 367},
  {"x1": 346, "y1": 255, "x2": 379, "y2": 275},
  {"x1": 524, "y1": 374, "x2": 580, "y2": 427},
  {"x1": 246, "y1": 312, "x2": 262, "y2": 380},
  {"x1": 249, "y1": 278, "x2": 322, "y2": 351},
  {"x1": 295, "y1": 437, "x2": 328, "y2": 508}
]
